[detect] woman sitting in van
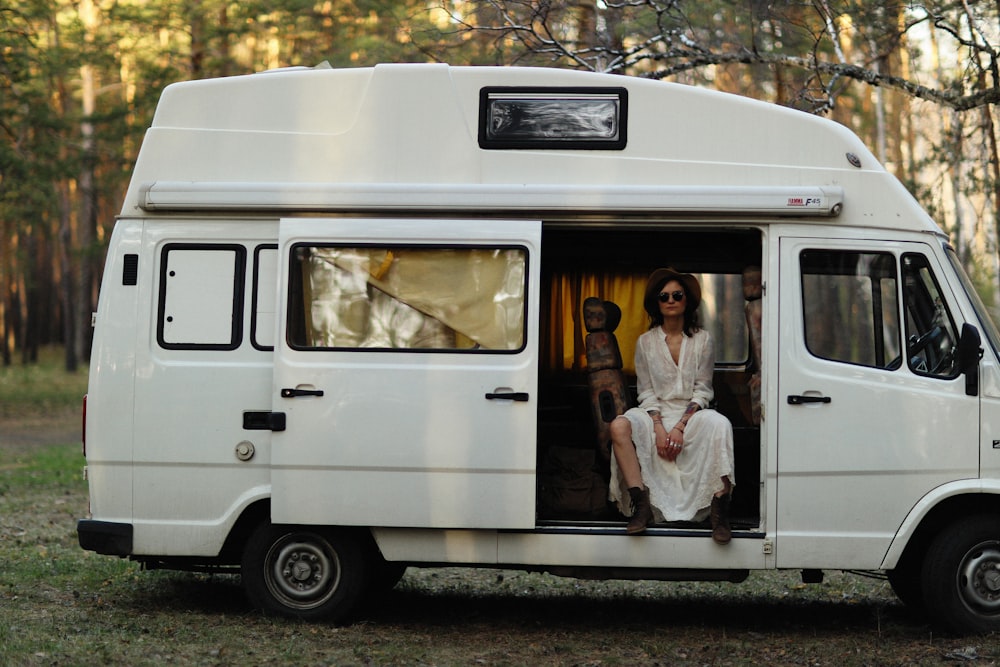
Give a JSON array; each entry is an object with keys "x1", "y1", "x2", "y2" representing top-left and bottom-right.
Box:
[{"x1": 608, "y1": 268, "x2": 736, "y2": 543}]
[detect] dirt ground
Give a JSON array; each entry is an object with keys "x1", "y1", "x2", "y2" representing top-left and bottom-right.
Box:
[{"x1": 0, "y1": 408, "x2": 80, "y2": 453}]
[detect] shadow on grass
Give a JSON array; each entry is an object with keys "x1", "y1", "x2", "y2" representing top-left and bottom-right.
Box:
[
  {"x1": 109, "y1": 569, "x2": 926, "y2": 638},
  {"x1": 369, "y1": 588, "x2": 922, "y2": 638}
]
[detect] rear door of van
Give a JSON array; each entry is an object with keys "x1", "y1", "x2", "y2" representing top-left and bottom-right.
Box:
[
  {"x1": 776, "y1": 237, "x2": 979, "y2": 568},
  {"x1": 271, "y1": 218, "x2": 540, "y2": 529}
]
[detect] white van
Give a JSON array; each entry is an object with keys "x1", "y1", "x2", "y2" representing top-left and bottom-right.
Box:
[{"x1": 78, "y1": 63, "x2": 1000, "y2": 634}]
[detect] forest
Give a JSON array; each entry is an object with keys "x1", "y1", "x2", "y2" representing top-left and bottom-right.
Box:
[{"x1": 2, "y1": 0, "x2": 999, "y2": 369}]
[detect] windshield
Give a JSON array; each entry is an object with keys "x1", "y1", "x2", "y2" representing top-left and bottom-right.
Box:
[{"x1": 945, "y1": 244, "x2": 1000, "y2": 358}]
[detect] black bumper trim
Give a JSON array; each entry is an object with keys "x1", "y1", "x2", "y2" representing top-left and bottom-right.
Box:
[{"x1": 77, "y1": 519, "x2": 133, "y2": 556}]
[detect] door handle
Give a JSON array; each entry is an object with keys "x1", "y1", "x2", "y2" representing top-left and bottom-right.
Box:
[
  {"x1": 485, "y1": 391, "x2": 530, "y2": 402},
  {"x1": 787, "y1": 394, "x2": 831, "y2": 405},
  {"x1": 281, "y1": 387, "x2": 324, "y2": 398}
]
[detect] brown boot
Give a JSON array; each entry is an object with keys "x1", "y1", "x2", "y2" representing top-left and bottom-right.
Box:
[
  {"x1": 710, "y1": 493, "x2": 732, "y2": 545},
  {"x1": 626, "y1": 486, "x2": 653, "y2": 535}
]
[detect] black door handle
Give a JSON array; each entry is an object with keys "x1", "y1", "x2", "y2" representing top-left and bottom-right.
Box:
[
  {"x1": 787, "y1": 394, "x2": 831, "y2": 405},
  {"x1": 281, "y1": 388, "x2": 324, "y2": 398},
  {"x1": 485, "y1": 392, "x2": 530, "y2": 402}
]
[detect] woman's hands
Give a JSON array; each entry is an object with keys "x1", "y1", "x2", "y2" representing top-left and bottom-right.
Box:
[
  {"x1": 666, "y1": 424, "x2": 684, "y2": 461},
  {"x1": 654, "y1": 421, "x2": 684, "y2": 461}
]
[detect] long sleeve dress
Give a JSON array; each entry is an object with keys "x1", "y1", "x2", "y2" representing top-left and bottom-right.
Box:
[{"x1": 609, "y1": 327, "x2": 735, "y2": 523}]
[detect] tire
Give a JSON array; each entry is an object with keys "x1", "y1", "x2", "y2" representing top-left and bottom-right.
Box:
[
  {"x1": 887, "y1": 554, "x2": 925, "y2": 614},
  {"x1": 368, "y1": 560, "x2": 407, "y2": 593},
  {"x1": 922, "y1": 515, "x2": 1000, "y2": 634},
  {"x1": 241, "y1": 523, "x2": 367, "y2": 621}
]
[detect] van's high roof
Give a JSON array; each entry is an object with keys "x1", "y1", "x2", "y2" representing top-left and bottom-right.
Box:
[{"x1": 125, "y1": 63, "x2": 940, "y2": 234}]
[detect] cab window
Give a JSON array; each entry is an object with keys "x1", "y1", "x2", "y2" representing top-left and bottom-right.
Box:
[
  {"x1": 902, "y1": 253, "x2": 959, "y2": 377},
  {"x1": 800, "y1": 250, "x2": 901, "y2": 369}
]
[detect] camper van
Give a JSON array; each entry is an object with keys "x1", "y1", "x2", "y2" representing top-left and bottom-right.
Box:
[{"x1": 78, "y1": 63, "x2": 1000, "y2": 634}]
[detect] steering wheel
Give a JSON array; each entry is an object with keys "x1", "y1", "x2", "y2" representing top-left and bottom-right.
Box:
[{"x1": 908, "y1": 325, "x2": 943, "y2": 355}]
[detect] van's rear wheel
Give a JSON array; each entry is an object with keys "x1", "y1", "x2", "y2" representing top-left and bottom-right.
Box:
[
  {"x1": 242, "y1": 523, "x2": 366, "y2": 621},
  {"x1": 922, "y1": 515, "x2": 1000, "y2": 634}
]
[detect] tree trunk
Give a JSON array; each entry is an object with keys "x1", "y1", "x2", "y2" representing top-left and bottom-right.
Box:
[
  {"x1": 59, "y1": 181, "x2": 78, "y2": 373},
  {"x1": 76, "y1": 0, "x2": 99, "y2": 365},
  {"x1": 0, "y1": 220, "x2": 11, "y2": 366}
]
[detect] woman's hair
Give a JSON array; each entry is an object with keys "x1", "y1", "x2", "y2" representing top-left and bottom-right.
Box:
[{"x1": 644, "y1": 278, "x2": 701, "y2": 336}]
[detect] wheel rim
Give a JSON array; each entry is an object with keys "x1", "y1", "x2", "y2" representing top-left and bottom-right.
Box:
[
  {"x1": 264, "y1": 533, "x2": 342, "y2": 611},
  {"x1": 958, "y1": 539, "x2": 1000, "y2": 614}
]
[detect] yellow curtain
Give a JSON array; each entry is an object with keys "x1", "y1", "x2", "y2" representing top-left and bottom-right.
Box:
[{"x1": 545, "y1": 271, "x2": 649, "y2": 375}]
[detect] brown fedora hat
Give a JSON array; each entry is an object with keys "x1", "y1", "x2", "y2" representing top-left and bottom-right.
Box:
[{"x1": 644, "y1": 267, "x2": 702, "y2": 313}]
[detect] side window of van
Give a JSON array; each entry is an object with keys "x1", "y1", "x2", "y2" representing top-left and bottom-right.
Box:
[
  {"x1": 800, "y1": 250, "x2": 901, "y2": 369},
  {"x1": 902, "y1": 253, "x2": 959, "y2": 377},
  {"x1": 158, "y1": 244, "x2": 246, "y2": 350},
  {"x1": 251, "y1": 245, "x2": 278, "y2": 350},
  {"x1": 286, "y1": 245, "x2": 527, "y2": 352}
]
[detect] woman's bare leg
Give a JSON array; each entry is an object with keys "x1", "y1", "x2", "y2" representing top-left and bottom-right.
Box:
[
  {"x1": 610, "y1": 415, "x2": 653, "y2": 534},
  {"x1": 610, "y1": 416, "x2": 643, "y2": 488}
]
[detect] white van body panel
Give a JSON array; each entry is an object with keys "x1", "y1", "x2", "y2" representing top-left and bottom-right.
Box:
[
  {"x1": 368, "y1": 528, "x2": 772, "y2": 571},
  {"x1": 495, "y1": 531, "x2": 770, "y2": 571},
  {"x1": 133, "y1": 485, "x2": 272, "y2": 556},
  {"x1": 85, "y1": 222, "x2": 142, "y2": 523},
  {"x1": 271, "y1": 217, "x2": 540, "y2": 529},
  {"x1": 127, "y1": 219, "x2": 276, "y2": 555},
  {"x1": 880, "y1": 478, "x2": 993, "y2": 568},
  {"x1": 981, "y1": 366, "x2": 1000, "y2": 482},
  {"x1": 122, "y1": 65, "x2": 936, "y2": 236}
]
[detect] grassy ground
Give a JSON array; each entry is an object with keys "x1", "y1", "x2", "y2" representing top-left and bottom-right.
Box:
[{"x1": 3, "y1": 351, "x2": 1000, "y2": 665}]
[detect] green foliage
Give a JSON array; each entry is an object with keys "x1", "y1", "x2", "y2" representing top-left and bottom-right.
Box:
[
  {"x1": 2, "y1": 0, "x2": 999, "y2": 362},
  {"x1": 1, "y1": 0, "x2": 476, "y2": 363}
]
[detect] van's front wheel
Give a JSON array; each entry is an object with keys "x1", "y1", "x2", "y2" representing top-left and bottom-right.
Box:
[
  {"x1": 242, "y1": 523, "x2": 366, "y2": 621},
  {"x1": 922, "y1": 515, "x2": 1000, "y2": 634}
]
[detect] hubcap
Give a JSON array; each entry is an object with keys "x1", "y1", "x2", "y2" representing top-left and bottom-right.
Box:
[
  {"x1": 959, "y1": 540, "x2": 1000, "y2": 613},
  {"x1": 266, "y1": 534, "x2": 342, "y2": 610}
]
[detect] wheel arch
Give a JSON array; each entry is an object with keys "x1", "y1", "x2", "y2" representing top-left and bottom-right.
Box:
[
  {"x1": 217, "y1": 499, "x2": 271, "y2": 563},
  {"x1": 219, "y1": 499, "x2": 386, "y2": 565},
  {"x1": 883, "y1": 486, "x2": 1000, "y2": 573}
]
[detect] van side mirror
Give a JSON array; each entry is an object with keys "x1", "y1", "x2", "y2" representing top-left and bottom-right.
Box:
[{"x1": 958, "y1": 323, "x2": 982, "y2": 396}]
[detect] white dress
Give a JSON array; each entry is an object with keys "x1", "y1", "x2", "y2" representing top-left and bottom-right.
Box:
[{"x1": 609, "y1": 327, "x2": 735, "y2": 522}]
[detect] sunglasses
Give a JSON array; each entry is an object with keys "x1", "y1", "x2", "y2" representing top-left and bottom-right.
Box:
[{"x1": 658, "y1": 290, "x2": 685, "y2": 303}]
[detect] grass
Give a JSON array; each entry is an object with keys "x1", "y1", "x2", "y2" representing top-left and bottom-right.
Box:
[
  {"x1": 3, "y1": 349, "x2": 1000, "y2": 664},
  {"x1": 0, "y1": 346, "x2": 88, "y2": 421},
  {"x1": 1, "y1": 444, "x2": 998, "y2": 666}
]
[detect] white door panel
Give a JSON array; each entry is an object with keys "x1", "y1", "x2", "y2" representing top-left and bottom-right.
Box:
[
  {"x1": 776, "y1": 238, "x2": 979, "y2": 568},
  {"x1": 272, "y1": 218, "x2": 540, "y2": 529}
]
